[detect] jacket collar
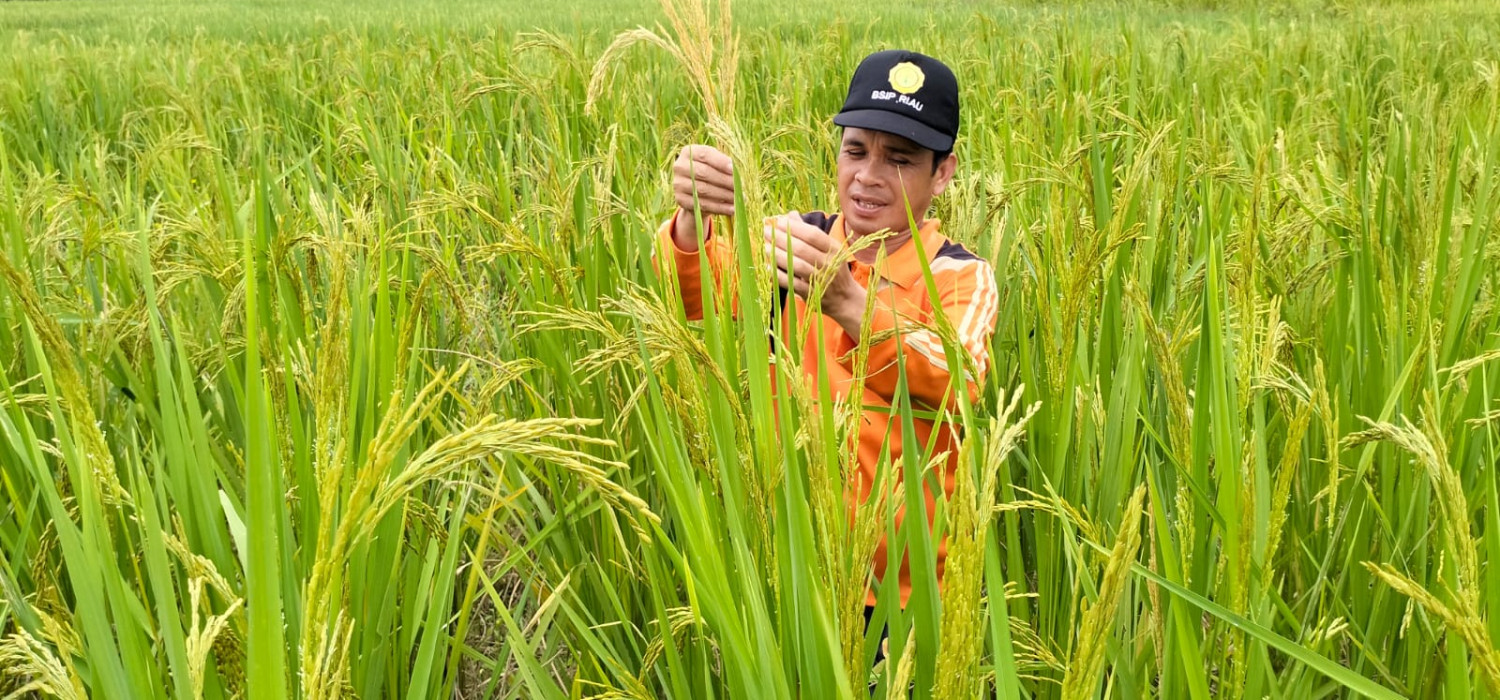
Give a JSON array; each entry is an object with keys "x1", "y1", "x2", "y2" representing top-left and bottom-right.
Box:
[{"x1": 831, "y1": 214, "x2": 944, "y2": 291}]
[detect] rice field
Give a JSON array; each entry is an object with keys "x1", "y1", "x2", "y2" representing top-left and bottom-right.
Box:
[{"x1": 1, "y1": 0, "x2": 1498, "y2": 697}]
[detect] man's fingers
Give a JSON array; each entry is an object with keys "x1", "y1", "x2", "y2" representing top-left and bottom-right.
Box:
[
  {"x1": 775, "y1": 269, "x2": 811, "y2": 298},
  {"x1": 676, "y1": 193, "x2": 734, "y2": 217},
  {"x1": 764, "y1": 221, "x2": 833, "y2": 269},
  {"x1": 763, "y1": 242, "x2": 818, "y2": 280},
  {"x1": 679, "y1": 146, "x2": 735, "y2": 182},
  {"x1": 681, "y1": 202, "x2": 735, "y2": 217},
  {"x1": 674, "y1": 180, "x2": 735, "y2": 216},
  {"x1": 686, "y1": 145, "x2": 735, "y2": 177},
  {"x1": 767, "y1": 212, "x2": 838, "y2": 255},
  {"x1": 674, "y1": 161, "x2": 735, "y2": 193},
  {"x1": 763, "y1": 223, "x2": 801, "y2": 262},
  {"x1": 674, "y1": 176, "x2": 734, "y2": 205},
  {"x1": 788, "y1": 218, "x2": 838, "y2": 254}
]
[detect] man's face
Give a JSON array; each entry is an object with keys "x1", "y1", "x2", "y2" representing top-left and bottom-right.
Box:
[{"x1": 836, "y1": 127, "x2": 956, "y2": 238}]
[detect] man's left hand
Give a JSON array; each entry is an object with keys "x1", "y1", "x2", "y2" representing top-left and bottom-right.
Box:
[{"x1": 763, "y1": 211, "x2": 868, "y2": 338}]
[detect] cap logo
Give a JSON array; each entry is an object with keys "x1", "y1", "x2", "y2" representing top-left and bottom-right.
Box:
[{"x1": 888, "y1": 62, "x2": 925, "y2": 95}]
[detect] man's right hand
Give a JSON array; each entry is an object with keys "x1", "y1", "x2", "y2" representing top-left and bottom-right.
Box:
[{"x1": 671, "y1": 144, "x2": 735, "y2": 252}]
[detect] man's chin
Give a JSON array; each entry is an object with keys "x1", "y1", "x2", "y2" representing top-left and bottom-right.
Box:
[
  {"x1": 842, "y1": 208, "x2": 887, "y2": 230},
  {"x1": 848, "y1": 216, "x2": 906, "y2": 238}
]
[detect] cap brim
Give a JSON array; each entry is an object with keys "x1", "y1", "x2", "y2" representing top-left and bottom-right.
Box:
[{"x1": 833, "y1": 109, "x2": 954, "y2": 152}]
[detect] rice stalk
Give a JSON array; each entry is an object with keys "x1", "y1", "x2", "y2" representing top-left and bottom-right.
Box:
[
  {"x1": 1343, "y1": 413, "x2": 1479, "y2": 600},
  {"x1": 1467, "y1": 408, "x2": 1500, "y2": 428},
  {"x1": 586, "y1": 29, "x2": 688, "y2": 117},
  {"x1": 1310, "y1": 357, "x2": 1340, "y2": 529},
  {"x1": 0, "y1": 251, "x2": 129, "y2": 506},
  {"x1": 834, "y1": 266, "x2": 898, "y2": 682},
  {"x1": 935, "y1": 388, "x2": 1039, "y2": 700},
  {"x1": 587, "y1": 0, "x2": 736, "y2": 119},
  {"x1": 1345, "y1": 411, "x2": 1499, "y2": 693},
  {"x1": 300, "y1": 363, "x2": 656, "y2": 696},
  {"x1": 1264, "y1": 399, "x2": 1312, "y2": 579},
  {"x1": 0, "y1": 628, "x2": 84, "y2": 700},
  {"x1": 887, "y1": 627, "x2": 919, "y2": 700},
  {"x1": 639, "y1": 606, "x2": 709, "y2": 682},
  {"x1": 184, "y1": 577, "x2": 244, "y2": 699},
  {"x1": 1059, "y1": 485, "x2": 1147, "y2": 700},
  {"x1": 1362, "y1": 563, "x2": 1500, "y2": 694},
  {"x1": 1440, "y1": 347, "x2": 1500, "y2": 391}
]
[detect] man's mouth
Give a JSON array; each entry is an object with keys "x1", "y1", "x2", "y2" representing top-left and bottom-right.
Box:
[{"x1": 852, "y1": 196, "x2": 887, "y2": 214}]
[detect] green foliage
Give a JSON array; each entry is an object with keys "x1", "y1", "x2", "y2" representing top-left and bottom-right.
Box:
[{"x1": 1, "y1": 0, "x2": 1498, "y2": 698}]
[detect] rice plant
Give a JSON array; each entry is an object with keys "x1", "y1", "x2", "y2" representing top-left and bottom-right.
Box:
[{"x1": 1, "y1": 0, "x2": 1498, "y2": 698}]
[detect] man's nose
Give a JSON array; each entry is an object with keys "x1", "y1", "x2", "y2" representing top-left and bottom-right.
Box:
[{"x1": 853, "y1": 163, "x2": 883, "y2": 187}]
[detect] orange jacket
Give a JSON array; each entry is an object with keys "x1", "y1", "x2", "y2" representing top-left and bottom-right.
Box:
[{"x1": 656, "y1": 210, "x2": 998, "y2": 605}]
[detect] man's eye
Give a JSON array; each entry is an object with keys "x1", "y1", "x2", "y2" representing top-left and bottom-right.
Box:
[
  {"x1": 844, "y1": 150, "x2": 865, "y2": 157},
  {"x1": 891, "y1": 158, "x2": 910, "y2": 166}
]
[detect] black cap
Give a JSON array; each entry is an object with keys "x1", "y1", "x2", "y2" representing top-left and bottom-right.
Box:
[{"x1": 833, "y1": 49, "x2": 959, "y2": 152}]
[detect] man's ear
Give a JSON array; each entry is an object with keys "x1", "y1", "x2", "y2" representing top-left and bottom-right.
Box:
[{"x1": 931, "y1": 152, "x2": 958, "y2": 197}]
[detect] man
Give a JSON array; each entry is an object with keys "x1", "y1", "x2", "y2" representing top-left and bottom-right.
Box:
[{"x1": 657, "y1": 50, "x2": 997, "y2": 612}]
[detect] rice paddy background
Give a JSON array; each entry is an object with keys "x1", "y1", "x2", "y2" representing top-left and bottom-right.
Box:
[{"x1": 1, "y1": 0, "x2": 1498, "y2": 697}]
